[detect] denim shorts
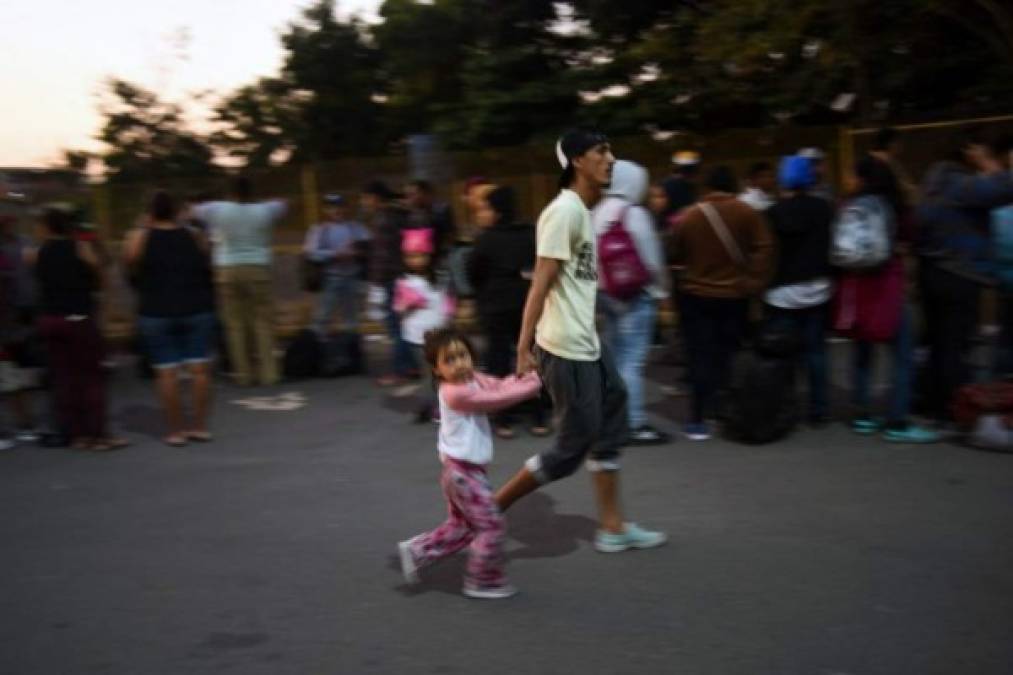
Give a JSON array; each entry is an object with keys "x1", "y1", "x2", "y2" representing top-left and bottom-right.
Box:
[{"x1": 138, "y1": 312, "x2": 216, "y2": 369}]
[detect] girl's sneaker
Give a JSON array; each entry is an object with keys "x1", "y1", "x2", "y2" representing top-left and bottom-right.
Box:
[
  {"x1": 682, "y1": 422, "x2": 712, "y2": 441},
  {"x1": 397, "y1": 540, "x2": 419, "y2": 583},
  {"x1": 882, "y1": 425, "x2": 940, "y2": 444},
  {"x1": 462, "y1": 583, "x2": 517, "y2": 600}
]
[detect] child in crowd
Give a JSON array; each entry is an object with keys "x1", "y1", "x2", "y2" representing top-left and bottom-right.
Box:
[
  {"x1": 397, "y1": 328, "x2": 542, "y2": 599},
  {"x1": 394, "y1": 228, "x2": 453, "y2": 423}
]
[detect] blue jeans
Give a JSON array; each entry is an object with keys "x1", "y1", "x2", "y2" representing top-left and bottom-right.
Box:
[
  {"x1": 384, "y1": 281, "x2": 416, "y2": 376},
  {"x1": 138, "y1": 312, "x2": 217, "y2": 369},
  {"x1": 852, "y1": 304, "x2": 914, "y2": 427},
  {"x1": 765, "y1": 304, "x2": 829, "y2": 420},
  {"x1": 601, "y1": 292, "x2": 657, "y2": 429},
  {"x1": 313, "y1": 274, "x2": 360, "y2": 334}
]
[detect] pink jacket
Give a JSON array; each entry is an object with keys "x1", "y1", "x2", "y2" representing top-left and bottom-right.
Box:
[{"x1": 440, "y1": 371, "x2": 542, "y2": 414}]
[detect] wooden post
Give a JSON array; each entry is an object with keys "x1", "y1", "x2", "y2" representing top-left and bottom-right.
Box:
[
  {"x1": 301, "y1": 164, "x2": 319, "y2": 229},
  {"x1": 837, "y1": 126, "x2": 855, "y2": 192}
]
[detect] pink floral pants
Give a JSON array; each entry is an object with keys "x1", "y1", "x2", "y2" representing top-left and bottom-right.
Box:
[{"x1": 407, "y1": 458, "x2": 507, "y2": 588}]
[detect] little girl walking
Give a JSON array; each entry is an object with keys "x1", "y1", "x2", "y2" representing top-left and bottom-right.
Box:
[
  {"x1": 398, "y1": 328, "x2": 542, "y2": 599},
  {"x1": 393, "y1": 228, "x2": 454, "y2": 422}
]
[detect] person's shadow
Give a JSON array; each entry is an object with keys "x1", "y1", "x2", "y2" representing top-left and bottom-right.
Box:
[{"x1": 390, "y1": 492, "x2": 596, "y2": 596}]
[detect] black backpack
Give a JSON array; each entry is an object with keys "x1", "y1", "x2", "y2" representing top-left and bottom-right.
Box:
[
  {"x1": 320, "y1": 332, "x2": 364, "y2": 377},
  {"x1": 720, "y1": 323, "x2": 800, "y2": 445},
  {"x1": 283, "y1": 329, "x2": 323, "y2": 379}
]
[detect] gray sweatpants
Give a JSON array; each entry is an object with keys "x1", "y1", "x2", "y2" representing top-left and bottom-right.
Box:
[{"x1": 525, "y1": 344, "x2": 628, "y2": 484}]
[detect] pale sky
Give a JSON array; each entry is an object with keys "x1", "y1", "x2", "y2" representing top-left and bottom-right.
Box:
[{"x1": 1, "y1": 0, "x2": 382, "y2": 168}]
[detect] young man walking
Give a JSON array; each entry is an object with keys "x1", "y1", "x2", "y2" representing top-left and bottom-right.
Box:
[{"x1": 494, "y1": 130, "x2": 667, "y2": 553}]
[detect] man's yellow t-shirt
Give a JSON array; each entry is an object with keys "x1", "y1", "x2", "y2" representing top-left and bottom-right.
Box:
[{"x1": 535, "y1": 189, "x2": 601, "y2": 361}]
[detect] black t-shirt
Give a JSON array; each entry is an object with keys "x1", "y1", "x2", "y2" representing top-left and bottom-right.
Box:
[
  {"x1": 36, "y1": 238, "x2": 97, "y2": 316},
  {"x1": 766, "y1": 194, "x2": 834, "y2": 288},
  {"x1": 136, "y1": 228, "x2": 214, "y2": 317}
]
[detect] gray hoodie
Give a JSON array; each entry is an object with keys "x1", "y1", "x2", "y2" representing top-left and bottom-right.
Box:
[{"x1": 592, "y1": 160, "x2": 669, "y2": 299}]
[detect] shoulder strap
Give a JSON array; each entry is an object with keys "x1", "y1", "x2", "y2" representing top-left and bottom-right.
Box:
[{"x1": 698, "y1": 202, "x2": 746, "y2": 267}]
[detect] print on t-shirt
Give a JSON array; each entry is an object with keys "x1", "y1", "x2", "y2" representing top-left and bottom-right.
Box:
[{"x1": 574, "y1": 242, "x2": 597, "y2": 281}]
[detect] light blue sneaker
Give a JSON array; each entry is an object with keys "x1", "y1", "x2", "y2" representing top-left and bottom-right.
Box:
[
  {"x1": 882, "y1": 425, "x2": 940, "y2": 444},
  {"x1": 594, "y1": 523, "x2": 668, "y2": 553},
  {"x1": 851, "y1": 417, "x2": 882, "y2": 435}
]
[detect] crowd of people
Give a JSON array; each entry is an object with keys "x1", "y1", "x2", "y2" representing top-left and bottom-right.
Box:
[{"x1": 0, "y1": 127, "x2": 1011, "y2": 457}]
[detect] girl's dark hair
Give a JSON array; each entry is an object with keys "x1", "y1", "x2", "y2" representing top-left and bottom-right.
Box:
[
  {"x1": 43, "y1": 207, "x2": 72, "y2": 235},
  {"x1": 149, "y1": 190, "x2": 176, "y2": 221},
  {"x1": 706, "y1": 165, "x2": 739, "y2": 194},
  {"x1": 485, "y1": 185, "x2": 516, "y2": 225},
  {"x1": 423, "y1": 328, "x2": 477, "y2": 374},
  {"x1": 855, "y1": 155, "x2": 905, "y2": 215}
]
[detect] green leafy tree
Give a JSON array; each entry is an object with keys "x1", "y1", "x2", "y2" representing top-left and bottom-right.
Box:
[
  {"x1": 279, "y1": 0, "x2": 385, "y2": 159},
  {"x1": 211, "y1": 77, "x2": 303, "y2": 168},
  {"x1": 97, "y1": 79, "x2": 217, "y2": 183}
]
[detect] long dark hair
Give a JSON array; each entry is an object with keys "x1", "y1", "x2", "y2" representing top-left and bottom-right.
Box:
[{"x1": 855, "y1": 155, "x2": 904, "y2": 216}]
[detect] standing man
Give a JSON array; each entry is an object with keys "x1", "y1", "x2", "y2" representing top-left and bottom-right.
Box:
[
  {"x1": 739, "y1": 161, "x2": 778, "y2": 212},
  {"x1": 494, "y1": 130, "x2": 667, "y2": 553},
  {"x1": 798, "y1": 147, "x2": 834, "y2": 202},
  {"x1": 363, "y1": 180, "x2": 414, "y2": 386},
  {"x1": 304, "y1": 194, "x2": 371, "y2": 336},
  {"x1": 662, "y1": 151, "x2": 701, "y2": 225},
  {"x1": 194, "y1": 177, "x2": 287, "y2": 386}
]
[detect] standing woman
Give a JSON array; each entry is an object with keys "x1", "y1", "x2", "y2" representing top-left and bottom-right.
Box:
[
  {"x1": 467, "y1": 185, "x2": 549, "y2": 438},
  {"x1": 124, "y1": 191, "x2": 216, "y2": 446},
  {"x1": 32, "y1": 206, "x2": 126, "y2": 451}
]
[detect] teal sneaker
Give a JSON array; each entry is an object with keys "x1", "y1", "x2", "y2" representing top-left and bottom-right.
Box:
[
  {"x1": 851, "y1": 417, "x2": 882, "y2": 435},
  {"x1": 594, "y1": 523, "x2": 668, "y2": 553},
  {"x1": 882, "y1": 425, "x2": 940, "y2": 444}
]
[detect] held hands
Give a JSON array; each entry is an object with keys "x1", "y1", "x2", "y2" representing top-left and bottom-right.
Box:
[{"x1": 515, "y1": 345, "x2": 537, "y2": 376}]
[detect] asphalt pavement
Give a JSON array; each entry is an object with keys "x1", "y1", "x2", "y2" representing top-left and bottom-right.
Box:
[{"x1": 1, "y1": 354, "x2": 1011, "y2": 675}]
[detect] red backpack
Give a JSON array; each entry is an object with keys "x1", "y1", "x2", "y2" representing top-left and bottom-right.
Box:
[{"x1": 598, "y1": 206, "x2": 650, "y2": 300}]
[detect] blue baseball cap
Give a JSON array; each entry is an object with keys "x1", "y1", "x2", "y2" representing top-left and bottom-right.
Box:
[{"x1": 779, "y1": 155, "x2": 816, "y2": 190}]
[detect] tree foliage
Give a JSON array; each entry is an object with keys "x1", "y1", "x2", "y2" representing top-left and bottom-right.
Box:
[
  {"x1": 97, "y1": 79, "x2": 217, "y2": 183},
  {"x1": 91, "y1": 0, "x2": 1013, "y2": 175}
]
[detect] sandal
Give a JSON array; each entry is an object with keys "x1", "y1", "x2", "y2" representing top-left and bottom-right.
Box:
[
  {"x1": 186, "y1": 431, "x2": 213, "y2": 442},
  {"x1": 528, "y1": 425, "x2": 552, "y2": 438}
]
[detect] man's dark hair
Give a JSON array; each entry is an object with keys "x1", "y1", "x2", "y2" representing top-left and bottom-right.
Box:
[
  {"x1": 363, "y1": 180, "x2": 394, "y2": 201},
  {"x1": 422, "y1": 328, "x2": 477, "y2": 373},
  {"x1": 410, "y1": 179, "x2": 434, "y2": 195},
  {"x1": 873, "y1": 127, "x2": 900, "y2": 152},
  {"x1": 43, "y1": 207, "x2": 73, "y2": 235},
  {"x1": 748, "y1": 162, "x2": 773, "y2": 180},
  {"x1": 234, "y1": 176, "x2": 253, "y2": 201},
  {"x1": 149, "y1": 190, "x2": 176, "y2": 221},
  {"x1": 706, "y1": 166, "x2": 739, "y2": 194}
]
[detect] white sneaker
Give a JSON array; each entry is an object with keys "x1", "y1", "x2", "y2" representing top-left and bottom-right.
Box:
[
  {"x1": 462, "y1": 583, "x2": 517, "y2": 600},
  {"x1": 15, "y1": 429, "x2": 39, "y2": 443},
  {"x1": 397, "y1": 540, "x2": 419, "y2": 583},
  {"x1": 0, "y1": 438, "x2": 16, "y2": 451}
]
